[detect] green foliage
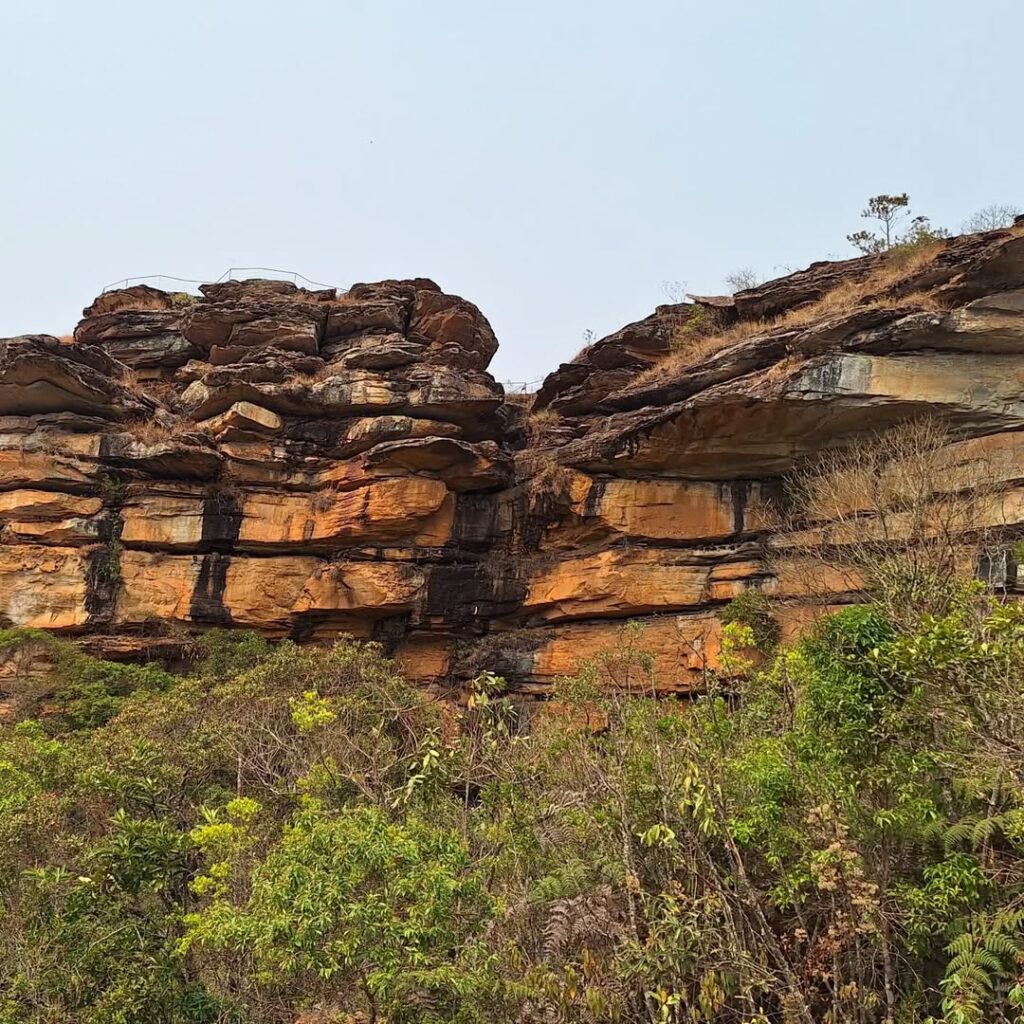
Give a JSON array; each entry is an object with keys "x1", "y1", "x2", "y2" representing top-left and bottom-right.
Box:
[
  {"x1": 847, "y1": 191, "x2": 949, "y2": 254},
  {"x1": 97, "y1": 472, "x2": 126, "y2": 504},
  {"x1": 719, "y1": 589, "x2": 780, "y2": 652},
  {"x1": 193, "y1": 627, "x2": 273, "y2": 681},
  {"x1": 94, "y1": 536, "x2": 123, "y2": 586},
  {"x1": 670, "y1": 303, "x2": 719, "y2": 352},
  {"x1": 5, "y1": 581, "x2": 1024, "y2": 1022},
  {"x1": 896, "y1": 214, "x2": 951, "y2": 251},
  {"x1": 0, "y1": 627, "x2": 173, "y2": 730},
  {"x1": 184, "y1": 804, "x2": 496, "y2": 1022},
  {"x1": 49, "y1": 654, "x2": 173, "y2": 731}
]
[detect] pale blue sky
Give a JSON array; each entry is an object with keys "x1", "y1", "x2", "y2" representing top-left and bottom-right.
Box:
[{"x1": 2, "y1": 0, "x2": 1021, "y2": 381}]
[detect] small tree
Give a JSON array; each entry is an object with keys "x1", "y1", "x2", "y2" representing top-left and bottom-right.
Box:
[
  {"x1": 847, "y1": 193, "x2": 911, "y2": 253},
  {"x1": 847, "y1": 194, "x2": 951, "y2": 254},
  {"x1": 184, "y1": 804, "x2": 496, "y2": 1022},
  {"x1": 724, "y1": 266, "x2": 760, "y2": 293},
  {"x1": 962, "y1": 202, "x2": 1021, "y2": 233},
  {"x1": 660, "y1": 279, "x2": 688, "y2": 303},
  {"x1": 900, "y1": 213, "x2": 951, "y2": 249}
]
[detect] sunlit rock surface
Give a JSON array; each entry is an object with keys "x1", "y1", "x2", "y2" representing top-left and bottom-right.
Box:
[{"x1": 3, "y1": 228, "x2": 1024, "y2": 695}]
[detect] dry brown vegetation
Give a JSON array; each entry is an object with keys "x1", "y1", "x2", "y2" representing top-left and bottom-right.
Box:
[
  {"x1": 141, "y1": 378, "x2": 185, "y2": 408},
  {"x1": 769, "y1": 418, "x2": 1014, "y2": 621},
  {"x1": 117, "y1": 415, "x2": 208, "y2": 446},
  {"x1": 639, "y1": 240, "x2": 950, "y2": 386},
  {"x1": 519, "y1": 448, "x2": 578, "y2": 511},
  {"x1": 522, "y1": 408, "x2": 559, "y2": 444}
]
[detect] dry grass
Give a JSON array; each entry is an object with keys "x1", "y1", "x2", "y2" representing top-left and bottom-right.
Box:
[
  {"x1": 522, "y1": 408, "x2": 560, "y2": 444},
  {"x1": 769, "y1": 419, "x2": 1011, "y2": 622},
  {"x1": 298, "y1": 361, "x2": 337, "y2": 384},
  {"x1": 638, "y1": 241, "x2": 949, "y2": 387},
  {"x1": 117, "y1": 418, "x2": 179, "y2": 445},
  {"x1": 520, "y1": 450, "x2": 578, "y2": 511},
  {"x1": 634, "y1": 317, "x2": 768, "y2": 387},
  {"x1": 142, "y1": 379, "x2": 183, "y2": 407},
  {"x1": 117, "y1": 415, "x2": 206, "y2": 446}
]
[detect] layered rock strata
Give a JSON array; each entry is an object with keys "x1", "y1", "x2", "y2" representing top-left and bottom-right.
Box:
[{"x1": 3, "y1": 226, "x2": 1024, "y2": 695}]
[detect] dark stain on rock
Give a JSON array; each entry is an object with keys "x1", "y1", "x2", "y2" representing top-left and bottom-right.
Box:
[
  {"x1": 189, "y1": 553, "x2": 233, "y2": 625},
  {"x1": 424, "y1": 565, "x2": 525, "y2": 627},
  {"x1": 582, "y1": 477, "x2": 607, "y2": 518},
  {"x1": 803, "y1": 354, "x2": 847, "y2": 395},
  {"x1": 200, "y1": 488, "x2": 243, "y2": 551},
  {"x1": 728, "y1": 481, "x2": 749, "y2": 536},
  {"x1": 450, "y1": 493, "x2": 504, "y2": 552},
  {"x1": 85, "y1": 472, "x2": 128, "y2": 629},
  {"x1": 372, "y1": 613, "x2": 413, "y2": 651},
  {"x1": 84, "y1": 510, "x2": 124, "y2": 628}
]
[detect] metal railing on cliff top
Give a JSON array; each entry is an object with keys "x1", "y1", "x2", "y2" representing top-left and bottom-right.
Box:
[{"x1": 101, "y1": 267, "x2": 339, "y2": 294}]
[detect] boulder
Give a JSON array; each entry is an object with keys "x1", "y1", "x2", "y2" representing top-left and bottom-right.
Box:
[
  {"x1": 325, "y1": 300, "x2": 407, "y2": 340},
  {"x1": 181, "y1": 301, "x2": 326, "y2": 353},
  {"x1": 199, "y1": 401, "x2": 283, "y2": 440},
  {"x1": 74, "y1": 309, "x2": 198, "y2": 371},
  {"x1": 82, "y1": 285, "x2": 176, "y2": 318},
  {"x1": 361, "y1": 437, "x2": 511, "y2": 491},
  {"x1": 199, "y1": 279, "x2": 336, "y2": 304},
  {"x1": 408, "y1": 290, "x2": 499, "y2": 370}
]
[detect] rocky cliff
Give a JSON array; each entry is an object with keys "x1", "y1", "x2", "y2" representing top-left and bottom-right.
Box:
[{"x1": 3, "y1": 226, "x2": 1024, "y2": 697}]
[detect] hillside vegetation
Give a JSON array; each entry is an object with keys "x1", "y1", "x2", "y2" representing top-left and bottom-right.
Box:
[{"x1": 3, "y1": 530, "x2": 1024, "y2": 1024}]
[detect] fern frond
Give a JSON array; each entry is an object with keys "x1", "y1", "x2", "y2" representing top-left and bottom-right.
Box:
[{"x1": 944, "y1": 819, "x2": 979, "y2": 849}]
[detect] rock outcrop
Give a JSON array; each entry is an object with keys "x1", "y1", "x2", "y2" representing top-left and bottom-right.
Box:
[{"x1": 3, "y1": 225, "x2": 1024, "y2": 697}]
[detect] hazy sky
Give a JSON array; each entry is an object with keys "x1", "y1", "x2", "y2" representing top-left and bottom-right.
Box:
[{"x1": 2, "y1": 1, "x2": 1021, "y2": 382}]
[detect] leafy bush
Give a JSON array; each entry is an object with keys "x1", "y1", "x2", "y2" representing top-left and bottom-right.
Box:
[
  {"x1": 719, "y1": 589, "x2": 780, "y2": 652},
  {"x1": 4, "y1": 583, "x2": 1024, "y2": 1021}
]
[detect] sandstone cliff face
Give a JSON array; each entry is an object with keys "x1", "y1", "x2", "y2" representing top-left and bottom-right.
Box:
[{"x1": 3, "y1": 227, "x2": 1024, "y2": 695}]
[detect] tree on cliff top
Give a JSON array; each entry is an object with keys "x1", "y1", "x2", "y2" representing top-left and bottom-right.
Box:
[{"x1": 847, "y1": 192, "x2": 949, "y2": 254}]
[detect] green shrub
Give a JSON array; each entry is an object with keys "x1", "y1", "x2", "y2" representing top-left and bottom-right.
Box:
[
  {"x1": 719, "y1": 588, "x2": 780, "y2": 651},
  {"x1": 4, "y1": 587, "x2": 1024, "y2": 1021}
]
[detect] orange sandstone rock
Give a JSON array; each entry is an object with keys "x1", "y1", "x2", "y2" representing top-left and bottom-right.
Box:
[
  {"x1": 0, "y1": 545, "x2": 90, "y2": 629},
  {"x1": 525, "y1": 615, "x2": 723, "y2": 694},
  {"x1": 121, "y1": 495, "x2": 206, "y2": 550},
  {"x1": 0, "y1": 490, "x2": 102, "y2": 520},
  {"x1": 238, "y1": 478, "x2": 453, "y2": 549},
  {"x1": 3, "y1": 238, "x2": 1023, "y2": 695},
  {"x1": 567, "y1": 478, "x2": 766, "y2": 542},
  {"x1": 525, "y1": 549, "x2": 762, "y2": 622}
]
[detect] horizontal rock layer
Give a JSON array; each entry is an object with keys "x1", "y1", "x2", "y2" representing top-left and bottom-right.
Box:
[{"x1": 3, "y1": 228, "x2": 1024, "y2": 695}]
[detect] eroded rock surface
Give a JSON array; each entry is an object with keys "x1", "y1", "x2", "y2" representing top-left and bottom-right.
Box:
[{"x1": 4, "y1": 228, "x2": 1024, "y2": 695}]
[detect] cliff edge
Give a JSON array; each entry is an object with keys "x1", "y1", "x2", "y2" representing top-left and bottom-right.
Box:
[{"x1": 2, "y1": 225, "x2": 1024, "y2": 697}]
